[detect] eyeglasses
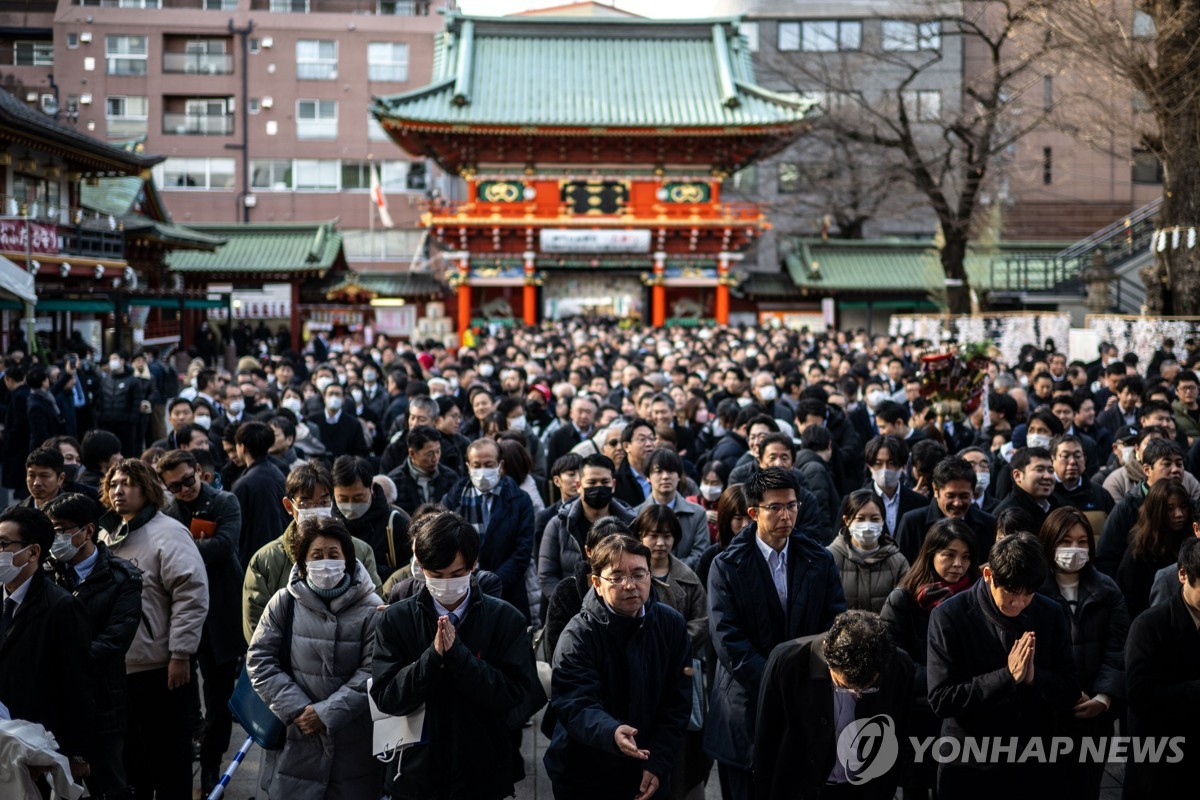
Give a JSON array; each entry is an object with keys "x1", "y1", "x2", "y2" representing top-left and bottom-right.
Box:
[
  {"x1": 0, "y1": 539, "x2": 28, "y2": 551},
  {"x1": 631, "y1": 435, "x2": 655, "y2": 446},
  {"x1": 757, "y1": 502, "x2": 799, "y2": 515},
  {"x1": 605, "y1": 440, "x2": 620, "y2": 447},
  {"x1": 165, "y1": 472, "x2": 198, "y2": 494},
  {"x1": 598, "y1": 570, "x2": 651, "y2": 586},
  {"x1": 1055, "y1": 452, "x2": 1085, "y2": 463}
]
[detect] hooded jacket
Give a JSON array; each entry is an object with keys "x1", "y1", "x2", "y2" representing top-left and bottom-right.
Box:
[
  {"x1": 247, "y1": 562, "x2": 382, "y2": 800},
  {"x1": 826, "y1": 533, "x2": 910, "y2": 613},
  {"x1": 537, "y1": 496, "x2": 636, "y2": 600},
  {"x1": 99, "y1": 504, "x2": 209, "y2": 672}
]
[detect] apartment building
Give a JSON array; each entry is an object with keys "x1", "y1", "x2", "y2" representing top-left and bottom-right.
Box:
[{"x1": 1, "y1": 0, "x2": 451, "y2": 273}]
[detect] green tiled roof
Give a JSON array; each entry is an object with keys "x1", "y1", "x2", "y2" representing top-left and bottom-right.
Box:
[
  {"x1": 328, "y1": 272, "x2": 447, "y2": 298},
  {"x1": 166, "y1": 221, "x2": 344, "y2": 275},
  {"x1": 82, "y1": 177, "x2": 223, "y2": 252},
  {"x1": 783, "y1": 239, "x2": 1067, "y2": 295},
  {"x1": 374, "y1": 14, "x2": 809, "y2": 130}
]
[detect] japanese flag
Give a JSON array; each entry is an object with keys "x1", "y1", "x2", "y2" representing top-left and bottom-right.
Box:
[{"x1": 370, "y1": 165, "x2": 394, "y2": 229}]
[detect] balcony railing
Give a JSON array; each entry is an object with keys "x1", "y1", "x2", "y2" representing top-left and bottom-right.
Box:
[
  {"x1": 163, "y1": 112, "x2": 234, "y2": 135},
  {"x1": 0, "y1": 195, "x2": 126, "y2": 260},
  {"x1": 162, "y1": 52, "x2": 233, "y2": 74}
]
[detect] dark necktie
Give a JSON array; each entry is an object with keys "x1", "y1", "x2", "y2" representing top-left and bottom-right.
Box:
[
  {"x1": 0, "y1": 597, "x2": 16, "y2": 638},
  {"x1": 448, "y1": 610, "x2": 461, "y2": 629}
]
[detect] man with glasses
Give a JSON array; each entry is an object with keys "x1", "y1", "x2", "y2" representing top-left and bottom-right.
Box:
[
  {"x1": 958, "y1": 446, "x2": 998, "y2": 513},
  {"x1": 1172, "y1": 370, "x2": 1200, "y2": 445},
  {"x1": 614, "y1": 418, "x2": 659, "y2": 507},
  {"x1": 707, "y1": 467, "x2": 847, "y2": 799},
  {"x1": 241, "y1": 461, "x2": 382, "y2": 643},
  {"x1": 0, "y1": 506, "x2": 95, "y2": 794},
  {"x1": 545, "y1": 534, "x2": 692, "y2": 800},
  {"x1": 45, "y1": 492, "x2": 142, "y2": 800},
  {"x1": 755, "y1": 610, "x2": 915, "y2": 799},
  {"x1": 1049, "y1": 435, "x2": 1114, "y2": 533},
  {"x1": 159, "y1": 448, "x2": 245, "y2": 796}
]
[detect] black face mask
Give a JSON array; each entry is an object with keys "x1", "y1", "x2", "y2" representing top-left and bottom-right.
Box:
[
  {"x1": 582, "y1": 485, "x2": 613, "y2": 510},
  {"x1": 526, "y1": 400, "x2": 545, "y2": 417}
]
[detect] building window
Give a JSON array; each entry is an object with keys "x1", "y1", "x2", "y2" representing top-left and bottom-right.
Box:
[
  {"x1": 380, "y1": 161, "x2": 410, "y2": 191},
  {"x1": 778, "y1": 163, "x2": 801, "y2": 193},
  {"x1": 901, "y1": 89, "x2": 941, "y2": 121},
  {"x1": 368, "y1": 42, "x2": 409, "y2": 82},
  {"x1": 250, "y1": 159, "x2": 293, "y2": 190},
  {"x1": 368, "y1": 115, "x2": 389, "y2": 141},
  {"x1": 728, "y1": 164, "x2": 757, "y2": 193},
  {"x1": 67, "y1": 33, "x2": 79, "y2": 49},
  {"x1": 106, "y1": 35, "x2": 148, "y2": 76},
  {"x1": 341, "y1": 161, "x2": 372, "y2": 191},
  {"x1": 270, "y1": 0, "x2": 308, "y2": 11},
  {"x1": 14, "y1": 41, "x2": 54, "y2": 66},
  {"x1": 378, "y1": 1, "x2": 429, "y2": 14},
  {"x1": 740, "y1": 21, "x2": 759, "y2": 52},
  {"x1": 882, "y1": 20, "x2": 941, "y2": 52},
  {"x1": 204, "y1": 0, "x2": 238, "y2": 8},
  {"x1": 249, "y1": 38, "x2": 261, "y2": 54},
  {"x1": 106, "y1": 95, "x2": 148, "y2": 136},
  {"x1": 1131, "y1": 150, "x2": 1163, "y2": 184},
  {"x1": 12, "y1": 173, "x2": 61, "y2": 219},
  {"x1": 154, "y1": 157, "x2": 235, "y2": 191},
  {"x1": 1042, "y1": 147, "x2": 1052, "y2": 185},
  {"x1": 1132, "y1": 10, "x2": 1155, "y2": 38},
  {"x1": 777, "y1": 20, "x2": 861, "y2": 52},
  {"x1": 296, "y1": 40, "x2": 337, "y2": 80},
  {"x1": 293, "y1": 159, "x2": 339, "y2": 191},
  {"x1": 296, "y1": 99, "x2": 337, "y2": 139}
]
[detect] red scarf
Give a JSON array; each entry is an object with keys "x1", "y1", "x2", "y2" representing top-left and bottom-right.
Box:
[{"x1": 915, "y1": 574, "x2": 973, "y2": 610}]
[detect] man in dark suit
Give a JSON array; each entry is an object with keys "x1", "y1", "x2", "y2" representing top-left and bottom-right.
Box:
[
  {"x1": 231, "y1": 421, "x2": 288, "y2": 567},
  {"x1": 545, "y1": 395, "x2": 597, "y2": 476},
  {"x1": 1125, "y1": 537, "x2": 1200, "y2": 794},
  {"x1": 1095, "y1": 375, "x2": 1143, "y2": 435},
  {"x1": 706, "y1": 468, "x2": 847, "y2": 799},
  {"x1": 958, "y1": 446, "x2": 999, "y2": 512},
  {"x1": 896, "y1": 457, "x2": 996, "y2": 565},
  {"x1": 613, "y1": 418, "x2": 657, "y2": 508},
  {"x1": 993, "y1": 446, "x2": 1059, "y2": 535},
  {"x1": 311, "y1": 381, "x2": 369, "y2": 458},
  {"x1": 755, "y1": 610, "x2": 915, "y2": 800},
  {"x1": 0, "y1": 506, "x2": 94, "y2": 786},
  {"x1": 387, "y1": 425, "x2": 459, "y2": 515},
  {"x1": 440, "y1": 437, "x2": 534, "y2": 622},
  {"x1": 1, "y1": 361, "x2": 32, "y2": 500},
  {"x1": 927, "y1": 533, "x2": 1080, "y2": 798},
  {"x1": 865, "y1": 435, "x2": 930, "y2": 536}
]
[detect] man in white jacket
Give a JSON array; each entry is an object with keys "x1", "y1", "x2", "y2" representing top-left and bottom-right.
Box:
[{"x1": 99, "y1": 458, "x2": 208, "y2": 800}]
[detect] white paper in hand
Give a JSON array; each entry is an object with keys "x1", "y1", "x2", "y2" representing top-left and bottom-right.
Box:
[{"x1": 365, "y1": 677, "x2": 426, "y2": 763}]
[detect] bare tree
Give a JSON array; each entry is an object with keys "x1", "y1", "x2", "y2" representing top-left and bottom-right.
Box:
[
  {"x1": 757, "y1": 2, "x2": 1059, "y2": 312},
  {"x1": 1039, "y1": 2, "x2": 1200, "y2": 314}
]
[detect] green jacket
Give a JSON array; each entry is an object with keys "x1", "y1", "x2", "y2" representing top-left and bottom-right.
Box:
[
  {"x1": 1172, "y1": 399, "x2": 1200, "y2": 441},
  {"x1": 242, "y1": 520, "x2": 383, "y2": 644}
]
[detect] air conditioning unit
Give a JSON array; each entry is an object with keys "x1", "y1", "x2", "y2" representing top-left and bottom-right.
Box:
[
  {"x1": 261, "y1": 96, "x2": 274, "y2": 109},
  {"x1": 80, "y1": 31, "x2": 93, "y2": 43}
]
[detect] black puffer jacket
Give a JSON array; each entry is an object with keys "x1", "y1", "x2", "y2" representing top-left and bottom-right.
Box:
[
  {"x1": 50, "y1": 542, "x2": 143, "y2": 736},
  {"x1": 545, "y1": 589, "x2": 692, "y2": 800},
  {"x1": 1040, "y1": 565, "x2": 1129, "y2": 703},
  {"x1": 371, "y1": 577, "x2": 533, "y2": 800},
  {"x1": 794, "y1": 449, "x2": 841, "y2": 537},
  {"x1": 97, "y1": 367, "x2": 143, "y2": 423}
]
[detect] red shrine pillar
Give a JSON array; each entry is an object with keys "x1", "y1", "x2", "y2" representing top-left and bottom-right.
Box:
[
  {"x1": 522, "y1": 250, "x2": 537, "y2": 327},
  {"x1": 716, "y1": 251, "x2": 731, "y2": 325},
  {"x1": 651, "y1": 250, "x2": 666, "y2": 327},
  {"x1": 455, "y1": 253, "x2": 471, "y2": 340}
]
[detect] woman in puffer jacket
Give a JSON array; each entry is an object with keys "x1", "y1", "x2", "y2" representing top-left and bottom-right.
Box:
[
  {"x1": 826, "y1": 490, "x2": 909, "y2": 612},
  {"x1": 247, "y1": 515, "x2": 383, "y2": 800}
]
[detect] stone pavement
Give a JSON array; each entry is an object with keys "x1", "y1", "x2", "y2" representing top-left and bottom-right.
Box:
[{"x1": 196, "y1": 717, "x2": 1123, "y2": 800}]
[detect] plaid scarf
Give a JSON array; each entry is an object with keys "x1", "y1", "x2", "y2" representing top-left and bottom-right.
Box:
[{"x1": 457, "y1": 485, "x2": 495, "y2": 540}]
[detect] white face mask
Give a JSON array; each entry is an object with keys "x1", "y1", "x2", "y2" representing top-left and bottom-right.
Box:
[
  {"x1": 508, "y1": 415, "x2": 527, "y2": 433},
  {"x1": 448, "y1": 377, "x2": 460, "y2": 390},
  {"x1": 325, "y1": 395, "x2": 344, "y2": 413},
  {"x1": 758, "y1": 385, "x2": 778, "y2": 402},
  {"x1": 306, "y1": 559, "x2": 346, "y2": 590},
  {"x1": 227, "y1": 400, "x2": 245, "y2": 416},
  {"x1": 108, "y1": 358, "x2": 122, "y2": 373},
  {"x1": 282, "y1": 397, "x2": 303, "y2": 415},
  {"x1": 363, "y1": 370, "x2": 378, "y2": 384},
  {"x1": 470, "y1": 467, "x2": 501, "y2": 493},
  {"x1": 872, "y1": 467, "x2": 900, "y2": 490},
  {"x1": 974, "y1": 471, "x2": 991, "y2": 494},
  {"x1": 736, "y1": 397, "x2": 754, "y2": 408},
  {"x1": 479, "y1": 364, "x2": 495, "y2": 377},
  {"x1": 315, "y1": 377, "x2": 334, "y2": 393},
  {"x1": 425, "y1": 573, "x2": 471, "y2": 605},
  {"x1": 350, "y1": 389, "x2": 364, "y2": 405},
  {"x1": 337, "y1": 500, "x2": 371, "y2": 520},
  {"x1": 1054, "y1": 546, "x2": 1089, "y2": 573},
  {"x1": 866, "y1": 390, "x2": 887, "y2": 411},
  {"x1": 193, "y1": 415, "x2": 212, "y2": 431},
  {"x1": 699, "y1": 483, "x2": 723, "y2": 502},
  {"x1": 1027, "y1": 433, "x2": 1052, "y2": 450},
  {"x1": 849, "y1": 521, "x2": 884, "y2": 548},
  {"x1": 1120, "y1": 446, "x2": 1135, "y2": 465},
  {"x1": 296, "y1": 505, "x2": 333, "y2": 523},
  {"x1": 0, "y1": 547, "x2": 30, "y2": 584},
  {"x1": 51, "y1": 531, "x2": 82, "y2": 563}
]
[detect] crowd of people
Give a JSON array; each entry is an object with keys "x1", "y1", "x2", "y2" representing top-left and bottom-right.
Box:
[{"x1": 1, "y1": 322, "x2": 1198, "y2": 800}]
